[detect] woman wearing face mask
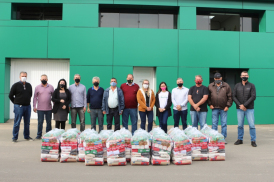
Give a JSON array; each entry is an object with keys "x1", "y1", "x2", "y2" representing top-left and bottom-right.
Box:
[
  {"x1": 155, "y1": 82, "x2": 172, "y2": 133},
  {"x1": 137, "y1": 79, "x2": 156, "y2": 132},
  {"x1": 52, "y1": 79, "x2": 71, "y2": 129}
]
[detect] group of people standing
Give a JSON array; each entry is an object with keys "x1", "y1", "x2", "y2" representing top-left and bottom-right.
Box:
[{"x1": 9, "y1": 71, "x2": 257, "y2": 147}]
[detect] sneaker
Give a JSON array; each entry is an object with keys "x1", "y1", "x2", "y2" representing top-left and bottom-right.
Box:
[
  {"x1": 35, "y1": 137, "x2": 42, "y2": 140},
  {"x1": 224, "y1": 140, "x2": 227, "y2": 145},
  {"x1": 25, "y1": 137, "x2": 34, "y2": 141},
  {"x1": 234, "y1": 139, "x2": 243, "y2": 145},
  {"x1": 251, "y1": 141, "x2": 257, "y2": 147},
  {"x1": 12, "y1": 139, "x2": 17, "y2": 143}
]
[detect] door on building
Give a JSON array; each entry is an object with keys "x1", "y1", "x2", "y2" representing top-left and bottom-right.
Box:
[
  {"x1": 133, "y1": 67, "x2": 156, "y2": 121},
  {"x1": 10, "y1": 59, "x2": 70, "y2": 120}
]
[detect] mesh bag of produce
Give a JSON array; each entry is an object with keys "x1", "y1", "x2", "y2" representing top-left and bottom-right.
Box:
[
  {"x1": 84, "y1": 133, "x2": 104, "y2": 166},
  {"x1": 106, "y1": 131, "x2": 126, "y2": 166}
]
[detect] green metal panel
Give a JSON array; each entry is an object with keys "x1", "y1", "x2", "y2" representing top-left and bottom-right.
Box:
[
  {"x1": 179, "y1": 7, "x2": 196, "y2": 30},
  {"x1": 0, "y1": 3, "x2": 11, "y2": 20},
  {"x1": 0, "y1": 0, "x2": 48, "y2": 2},
  {"x1": 240, "y1": 32, "x2": 274, "y2": 68},
  {"x1": 0, "y1": 20, "x2": 48, "y2": 27},
  {"x1": 178, "y1": 0, "x2": 243, "y2": 9},
  {"x1": 114, "y1": 0, "x2": 177, "y2": 6},
  {"x1": 114, "y1": 28, "x2": 178, "y2": 66},
  {"x1": 49, "y1": 4, "x2": 99, "y2": 27},
  {"x1": 156, "y1": 66, "x2": 178, "y2": 125},
  {"x1": 0, "y1": 27, "x2": 48, "y2": 62},
  {"x1": 259, "y1": 11, "x2": 266, "y2": 32},
  {"x1": 49, "y1": 0, "x2": 113, "y2": 3},
  {"x1": 48, "y1": 27, "x2": 114, "y2": 65},
  {"x1": 253, "y1": 97, "x2": 273, "y2": 124},
  {"x1": 0, "y1": 93, "x2": 10, "y2": 123},
  {"x1": 179, "y1": 30, "x2": 240, "y2": 68},
  {"x1": 243, "y1": 1, "x2": 274, "y2": 11},
  {"x1": 70, "y1": 65, "x2": 112, "y2": 125},
  {"x1": 266, "y1": 10, "x2": 274, "y2": 32}
]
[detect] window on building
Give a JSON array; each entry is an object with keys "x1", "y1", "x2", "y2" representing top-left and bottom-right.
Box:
[
  {"x1": 12, "y1": 3, "x2": 63, "y2": 20},
  {"x1": 197, "y1": 8, "x2": 263, "y2": 32},
  {"x1": 210, "y1": 68, "x2": 249, "y2": 91},
  {"x1": 100, "y1": 5, "x2": 178, "y2": 29}
]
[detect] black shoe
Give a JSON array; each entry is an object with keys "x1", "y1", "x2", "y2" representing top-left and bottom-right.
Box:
[
  {"x1": 35, "y1": 137, "x2": 42, "y2": 140},
  {"x1": 251, "y1": 141, "x2": 257, "y2": 147},
  {"x1": 234, "y1": 139, "x2": 243, "y2": 145},
  {"x1": 224, "y1": 139, "x2": 227, "y2": 145},
  {"x1": 25, "y1": 137, "x2": 34, "y2": 141},
  {"x1": 12, "y1": 139, "x2": 17, "y2": 143}
]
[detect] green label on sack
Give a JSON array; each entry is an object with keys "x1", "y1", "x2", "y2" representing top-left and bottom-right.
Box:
[
  {"x1": 138, "y1": 149, "x2": 150, "y2": 153},
  {"x1": 41, "y1": 146, "x2": 52, "y2": 150},
  {"x1": 85, "y1": 150, "x2": 97, "y2": 155}
]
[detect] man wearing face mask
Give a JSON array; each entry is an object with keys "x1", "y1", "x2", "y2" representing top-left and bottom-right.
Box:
[
  {"x1": 102, "y1": 78, "x2": 125, "y2": 131},
  {"x1": 233, "y1": 71, "x2": 257, "y2": 147},
  {"x1": 172, "y1": 78, "x2": 189, "y2": 130},
  {"x1": 9, "y1": 71, "x2": 33, "y2": 142},
  {"x1": 33, "y1": 74, "x2": 54, "y2": 139},
  {"x1": 120, "y1": 74, "x2": 139, "y2": 134},
  {"x1": 188, "y1": 75, "x2": 209, "y2": 129},
  {"x1": 69, "y1": 74, "x2": 87, "y2": 131},
  {"x1": 208, "y1": 73, "x2": 232, "y2": 144},
  {"x1": 87, "y1": 76, "x2": 104, "y2": 132}
]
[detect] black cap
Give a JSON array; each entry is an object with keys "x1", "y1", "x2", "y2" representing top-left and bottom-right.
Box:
[{"x1": 214, "y1": 73, "x2": 222, "y2": 78}]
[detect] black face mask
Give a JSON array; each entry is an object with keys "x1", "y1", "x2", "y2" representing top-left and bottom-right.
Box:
[
  {"x1": 215, "y1": 80, "x2": 222, "y2": 84},
  {"x1": 41, "y1": 80, "x2": 47, "y2": 85},
  {"x1": 93, "y1": 82, "x2": 99, "y2": 87},
  {"x1": 127, "y1": 80, "x2": 133, "y2": 84},
  {"x1": 60, "y1": 84, "x2": 65, "y2": 88},
  {"x1": 75, "y1": 79, "x2": 80, "y2": 83},
  {"x1": 242, "y1": 77, "x2": 248, "y2": 81},
  {"x1": 177, "y1": 83, "x2": 183, "y2": 87}
]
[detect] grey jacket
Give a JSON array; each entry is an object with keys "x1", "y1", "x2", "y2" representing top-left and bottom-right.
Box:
[{"x1": 102, "y1": 87, "x2": 125, "y2": 114}]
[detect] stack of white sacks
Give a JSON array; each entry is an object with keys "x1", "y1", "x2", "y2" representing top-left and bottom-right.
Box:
[
  {"x1": 84, "y1": 133, "x2": 104, "y2": 166},
  {"x1": 168, "y1": 127, "x2": 192, "y2": 165},
  {"x1": 78, "y1": 129, "x2": 98, "y2": 162},
  {"x1": 119, "y1": 128, "x2": 132, "y2": 162},
  {"x1": 99, "y1": 130, "x2": 114, "y2": 163},
  {"x1": 60, "y1": 128, "x2": 81, "y2": 162},
  {"x1": 131, "y1": 129, "x2": 151, "y2": 165},
  {"x1": 41, "y1": 129, "x2": 64, "y2": 162},
  {"x1": 106, "y1": 131, "x2": 127, "y2": 166},
  {"x1": 150, "y1": 127, "x2": 173, "y2": 165}
]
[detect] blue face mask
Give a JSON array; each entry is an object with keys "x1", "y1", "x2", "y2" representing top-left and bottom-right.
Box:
[{"x1": 110, "y1": 82, "x2": 117, "y2": 87}]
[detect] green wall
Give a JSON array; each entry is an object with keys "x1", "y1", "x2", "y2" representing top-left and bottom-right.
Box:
[{"x1": 1, "y1": 0, "x2": 274, "y2": 126}]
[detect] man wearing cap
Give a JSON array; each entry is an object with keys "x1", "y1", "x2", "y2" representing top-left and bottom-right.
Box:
[{"x1": 208, "y1": 73, "x2": 232, "y2": 144}]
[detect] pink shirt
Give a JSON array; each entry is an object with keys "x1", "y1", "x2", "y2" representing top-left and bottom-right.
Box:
[{"x1": 33, "y1": 84, "x2": 54, "y2": 111}]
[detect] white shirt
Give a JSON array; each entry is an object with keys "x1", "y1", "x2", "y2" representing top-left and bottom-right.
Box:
[
  {"x1": 159, "y1": 91, "x2": 169, "y2": 109},
  {"x1": 172, "y1": 86, "x2": 189, "y2": 111},
  {"x1": 108, "y1": 87, "x2": 118, "y2": 108}
]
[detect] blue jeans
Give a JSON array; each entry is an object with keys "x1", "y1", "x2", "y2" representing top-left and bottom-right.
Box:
[
  {"x1": 158, "y1": 110, "x2": 169, "y2": 133},
  {"x1": 212, "y1": 109, "x2": 227, "y2": 138},
  {"x1": 37, "y1": 110, "x2": 52, "y2": 138},
  {"x1": 173, "y1": 109, "x2": 188, "y2": 130},
  {"x1": 139, "y1": 110, "x2": 153, "y2": 132},
  {"x1": 122, "y1": 108, "x2": 138, "y2": 134},
  {"x1": 190, "y1": 111, "x2": 207, "y2": 130},
  {"x1": 237, "y1": 109, "x2": 256, "y2": 141},
  {"x1": 13, "y1": 104, "x2": 31, "y2": 140}
]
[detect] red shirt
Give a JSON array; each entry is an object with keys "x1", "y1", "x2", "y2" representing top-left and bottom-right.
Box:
[{"x1": 120, "y1": 83, "x2": 139, "y2": 109}]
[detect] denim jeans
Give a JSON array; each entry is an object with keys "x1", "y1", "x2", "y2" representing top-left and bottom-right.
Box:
[
  {"x1": 122, "y1": 108, "x2": 138, "y2": 134},
  {"x1": 90, "y1": 109, "x2": 104, "y2": 132},
  {"x1": 13, "y1": 104, "x2": 31, "y2": 140},
  {"x1": 212, "y1": 109, "x2": 227, "y2": 138},
  {"x1": 37, "y1": 110, "x2": 52, "y2": 138},
  {"x1": 237, "y1": 109, "x2": 256, "y2": 141},
  {"x1": 190, "y1": 111, "x2": 207, "y2": 130},
  {"x1": 71, "y1": 107, "x2": 85, "y2": 132},
  {"x1": 173, "y1": 109, "x2": 188, "y2": 130},
  {"x1": 158, "y1": 110, "x2": 169, "y2": 133},
  {"x1": 139, "y1": 110, "x2": 153, "y2": 132}
]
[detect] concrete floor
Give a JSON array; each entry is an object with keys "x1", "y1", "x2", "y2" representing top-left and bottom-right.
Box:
[{"x1": 0, "y1": 119, "x2": 274, "y2": 182}]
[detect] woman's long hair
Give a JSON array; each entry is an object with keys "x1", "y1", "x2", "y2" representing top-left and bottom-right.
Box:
[
  {"x1": 142, "y1": 79, "x2": 151, "y2": 96},
  {"x1": 157, "y1": 82, "x2": 168, "y2": 94},
  {"x1": 57, "y1": 79, "x2": 68, "y2": 90}
]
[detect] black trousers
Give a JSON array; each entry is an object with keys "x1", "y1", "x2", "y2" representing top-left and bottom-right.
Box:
[
  {"x1": 107, "y1": 107, "x2": 120, "y2": 131},
  {"x1": 55, "y1": 121, "x2": 66, "y2": 130}
]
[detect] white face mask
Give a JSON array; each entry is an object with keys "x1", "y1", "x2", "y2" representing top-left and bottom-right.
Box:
[
  {"x1": 21, "y1": 77, "x2": 27, "y2": 82},
  {"x1": 143, "y1": 84, "x2": 149, "y2": 89}
]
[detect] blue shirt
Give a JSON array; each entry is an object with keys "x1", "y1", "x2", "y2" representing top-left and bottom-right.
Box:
[
  {"x1": 69, "y1": 83, "x2": 87, "y2": 108},
  {"x1": 87, "y1": 86, "x2": 104, "y2": 109}
]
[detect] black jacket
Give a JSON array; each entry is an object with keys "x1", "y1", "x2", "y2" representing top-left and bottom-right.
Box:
[
  {"x1": 52, "y1": 89, "x2": 71, "y2": 114},
  {"x1": 9, "y1": 82, "x2": 32, "y2": 106},
  {"x1": 233, "y1": 81, "x2": 256, "y2": 109},
  {"x1": 155, "y1": 92, "x2": 172, "y2": 117}
]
